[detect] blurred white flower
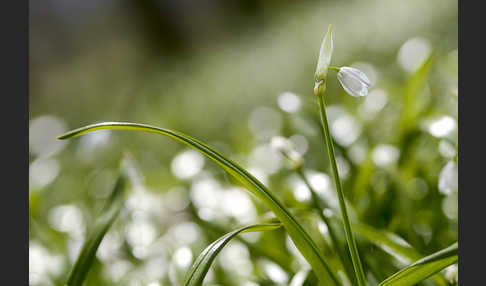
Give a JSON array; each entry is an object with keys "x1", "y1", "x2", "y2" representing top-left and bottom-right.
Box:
[
  {"x1": 278, "y1": 92, "x2": 302, "y2": 113},
  {"x1": 48, "y1": 204, "x2": 85, "y2": 238},
  {"x1": 173, "y1": 247, "x2": 193, "y2": 268},
  {"x1": 29, "y1": 115, "x2": 68, "y2": 158},
  {"x1": 29, "y1": 241, "x2": 63, "y2": 285},
  {"x1": 438, "y1": 161, "x2": 458, "y2": 195},
  {"x1": 270, "y1": 136, "x2": 303, "y2": 169},
  {"x1": 427, "y1": 116, "x2": 456, "y2": 138},
  {"x1": 337, "y1": 67, "x2": 371, "y2": 97},
  {"x1": 444, "y1": 264, "x2": 458, "y2": 283},
  {"x1": 372, "y1": 144, "x2": 400, "y2": 167},
  {"x1": 29, "y1": 158, "x2": 60, "y2": 190},
  {"x1": 289, "y1": 269, "x2": 311, "y2": 286},
  {"x1": 171, "y1": 149, "x2": 205, "y2": 179},
  {"x1": 248, "y1": 144, "x2": 283, "y2": 174},
  {"x1": 262, "y1": 260, "x2": 288, "y2": 284},
  {"x1": 397, "y1": 37, "x2": 431, "y2": 73}
]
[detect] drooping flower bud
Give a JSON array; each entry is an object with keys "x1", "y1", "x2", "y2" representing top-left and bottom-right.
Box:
[
  {"x1": 270, "y1": 136, "x2": 303, "y2": 169},
  {"x1": 337, "y1": 67, "x2": 371, "y2": 97}
]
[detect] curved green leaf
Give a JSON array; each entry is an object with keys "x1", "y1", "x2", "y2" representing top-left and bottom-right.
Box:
[
  {"x1": 326, "y1": 210, "x2": 449, "y2": 286},
  {"x1": 58, "y1": 122, "x2": 339, "y2": 285},
  {"x1": 354, "y1": 222, "x2": 421, "y2": 263},
  {"x1": 66, "y1": 175, "x2": 126, "y2": 286},
  {"x1": 353, "y1": 222, "x2": 449, "y2": 286},
  {"x1": 184, "y1": 223, "x2": 282, "y2": 286},
  {"x1": 379, "y1": 242, "x2": 458, "y2": 286}
]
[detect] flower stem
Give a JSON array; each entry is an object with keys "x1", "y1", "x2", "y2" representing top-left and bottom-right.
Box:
[
  {"x1": 315, "y1": 87, "x2": 367, "y2": 286},
  {"x1": 328, "y1": 66, "x2": 341, "y2": 71},
  {"x1": 295, "y1": 167, "x2": 357, "y2": 284}
]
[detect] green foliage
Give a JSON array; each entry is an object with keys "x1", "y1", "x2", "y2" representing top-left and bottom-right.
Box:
[
  {"x1": 378, "y1": 243, "x2": 458, "y2": 286},
  {"x1": 30, "y1": 2, "x2": 457, "y2": 285},
  {"x1": 353, "y1": 221, "x2": 450, "y2": 286},
  {"x1": 58, "y1": 122, "x2": 339, "y2": 285},
  {"x1": 66, "y1": 176, "x2": 126, "y2": 286},
  {"x1": 184, "y1": 223, "x2": 282, "y2": 286},
  {"x1": 314, "y1": 26, "x2": 367, "y2": 284}
]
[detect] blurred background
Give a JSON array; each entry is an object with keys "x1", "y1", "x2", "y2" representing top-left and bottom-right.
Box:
[{"x1": 29, "y1": 0, "x2": 457, "y2": 285}]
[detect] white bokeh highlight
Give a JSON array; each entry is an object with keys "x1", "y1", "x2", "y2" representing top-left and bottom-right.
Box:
[
  {"x1": 171, "y1": 149, "x2": 205, "y2": 179},
  {"x1": 278, "y1": 92, "x2": 302, "y2": 113},
  {"x1": 397, "y1": 37, "x2": 431, "y2": 72}
]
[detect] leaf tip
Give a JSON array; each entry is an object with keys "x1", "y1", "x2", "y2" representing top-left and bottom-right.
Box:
[{"x1": 57, "y1": 131, "x2": 74, "y2": 140}]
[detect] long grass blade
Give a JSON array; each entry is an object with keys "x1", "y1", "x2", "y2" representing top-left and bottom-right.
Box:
[
  {"x1": 353, "y1": 222, "x2": 449, "y2": 286},
  {"x1": 184, "y1": 223, "x2": 282, "y2": 286},
  {"x1": 378, "y1": 242, "x2": 458, "y2": 286},
  {"x1": 397, "y1": 54, "x2": 433, "y2": 139},
  {"x1": 296, "y1": 167, "x2": 357, "y2": 285},
  {"x1": 58, "y1": 122, "x2": 340, "y2": 285},
  {"x1": 354, "y1": 223, "x2": 422, "y2": 263},
  {"x1": 66, "y1": 175, "x2": 126, "y2": 286}
]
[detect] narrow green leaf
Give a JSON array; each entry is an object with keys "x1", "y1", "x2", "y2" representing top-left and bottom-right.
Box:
[
  {"x1": 66, "y1": 176, "x2": 126, "y2": 286},
  {"x1": 189, "y1": 204, "x2": 294, "y2": 274},
  {"x1": 184, "y1": 223, "x2": 282, "y2": 286},
  {"x1": 58, "y1": 122, "x2": 340, "y2": 285},
  {"x1": 398, "y1": 54, "x2": 433, "y2": 138},
  {"x1": 334, "y1": 213, "x2": 449, "y2": 286},
  {"x1": 315, "y1": 24, "x2": 334, "y2": 83},
  {"x1": 354, "y1": 222, "x2": 422, "y2": 263},
  {"x1": 379, "y1": 242, "x2": 458, "y2": 286},
  {"x1": 289, "y1": 269, "x2": 319, "y2": 286},
  {"x1": 296, "y1": 167, "x2": 358, "y2": 285}
]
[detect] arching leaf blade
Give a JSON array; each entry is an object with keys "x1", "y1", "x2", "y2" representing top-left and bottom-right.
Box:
[
  {"x1": 184, "y1": 223, "x2": 282, "y2": 286},
  {"x1": 58, "y1": 122, "x2": 339, "y2": 286},
  {"x1": 379, "y1": 242, "x2": 458, "y2": 286},
  {"x1": 354, "y1": 222, "x2": 422, "y2": 263},
  {"x1": 353, "y1": 222, "x2": 450, "y2": 286}
]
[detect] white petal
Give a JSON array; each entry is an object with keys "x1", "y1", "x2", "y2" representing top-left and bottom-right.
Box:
[
  {"x1": 337, "y1": 67, "x2": 370, "y2": 97},
  {"x1": 342, "y1": 67, "x2": 371, "y2": 86}
]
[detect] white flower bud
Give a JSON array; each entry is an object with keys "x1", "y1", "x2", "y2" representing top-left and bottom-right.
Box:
[
  {"x1": 270, "y1": 136, "x2": 303, "y2": 169},
  {"x1": 315, "y1": 25, "x2": 334, "y2": 83},
  {"x1": 337, "y1": 67, "x2": 371, "y2": 97}
]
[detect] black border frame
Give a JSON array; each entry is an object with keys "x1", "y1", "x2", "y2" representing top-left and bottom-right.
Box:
[{"x1": 2, "y1": 0, "x2": 29, "y2": 284}]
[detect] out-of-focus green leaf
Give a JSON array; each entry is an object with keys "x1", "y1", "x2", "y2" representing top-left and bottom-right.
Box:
[
  {"x1": 184, "y1": 223, "x2": 282, "y2": 286},
  {"x1": 378, "y1": 242, "x2": 457, "y2": 286},
  {"x1": 289, "y1": 269, "x2": 319, "y2": 286},
  {"x1": 354, "y1": 222, "x2": 421, "y2": 262},
  {"x1": 58, "y1": 122, "x2": 340, "y2": 286},
  {"x1": 66, "y1": 176, "x2": 126, "y2": 286},
  {"x1": 353, "y1": 222, "x2": 449, "y2": 286},
  {"x1": 398, "y1": 54, "x2": 433, "y2": 138}
]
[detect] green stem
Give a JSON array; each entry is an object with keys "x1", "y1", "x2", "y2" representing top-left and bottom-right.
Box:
[
  {"x1": 296, "y1": 167, "x2": 357, "y2": 285},
  {"x1": 315, "y1": 87, "x2": 367, "y2": 286},
  {"x1": 328, "y1": 66, "x2": 341, "y2": 71}
]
